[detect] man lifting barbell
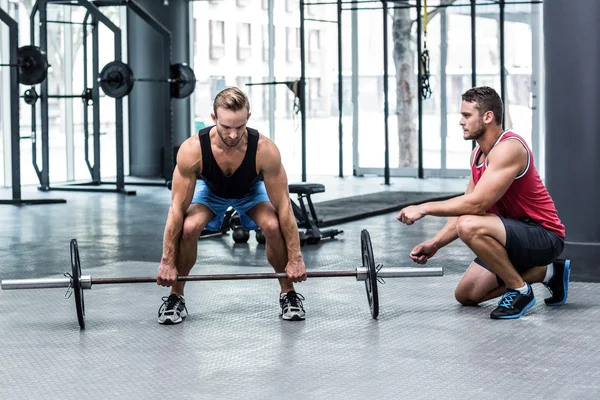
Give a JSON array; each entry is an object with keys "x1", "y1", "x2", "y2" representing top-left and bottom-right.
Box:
[
  {"x1": 157, "y1": 87, "x2": 308, "y2": 324},
  {"x1": 397, "y1": 86, "x2": 569, "y2": 320}
]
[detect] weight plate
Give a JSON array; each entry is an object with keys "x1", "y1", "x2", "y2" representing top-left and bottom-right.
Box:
[
  {"x1": 361, "y1": 229, "x2": 379, "y2": 319},
  {"x1": 23, "y1": 88, "x2": 39, "y2": 105},
  {"x1": 99, "y1": 61, "x2": 134, "y2": 99},
  {"x1": 17, "y1": 45, "x2": 48, "y2": 86},
  {"x1": 170, "y1": 63, "x2": 196, "y2": 99},
  {"x1": 70, "y1": 238, "x2": 86, "y2": 330}
]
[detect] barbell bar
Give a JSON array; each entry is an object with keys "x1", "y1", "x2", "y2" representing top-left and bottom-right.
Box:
[
  {"x1": 0, "y1": 45, "x2": 49, "y2": 85},
  {"x1": 98, "y1": 60, "x2": 197, "y2": 99},
  {"x1": 21, "y1": 88, "x2": 93, "y2": 105},
  {"x1": 0, "y1": 229, "x2": 444, "y2": 330}
]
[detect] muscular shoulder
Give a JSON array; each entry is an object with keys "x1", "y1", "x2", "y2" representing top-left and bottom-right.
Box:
[
  {"x1": 488, "y1": 138, "x2": 528, "y2": 168},
  {"x1": 485, "y1": 138, "x2": 528, "y2": 179},
  {"x1": 256, "y1": 133, "x2": 282, "y2": 173},
  {"x1": 176, "y1": 134, "x2": 202, "y2": 175}
]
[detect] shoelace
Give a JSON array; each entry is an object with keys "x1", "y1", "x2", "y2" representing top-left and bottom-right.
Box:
[
  {"x1": 161, "y1": 295, "x2": 183, "y2": 311},
  {"x1": 498, "y1": 291, "x2": 518, "y2": 308},
  {"x1": 283, "y1": 292, "x2": 305, "y2": 309}
]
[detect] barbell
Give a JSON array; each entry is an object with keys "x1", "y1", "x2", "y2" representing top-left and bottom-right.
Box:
[
  {"x1": 0, "y1": 45, "x2": 49, "y2": 85},
  {"x1": 0, "y1": 229, "x2": 443, "y2": 330},
  {"x1": 98, "y1": 60, "x2": 197, "y2": 99},
  {"x1": 22, "y1": 88, "x2": 93, "y2": 105}
]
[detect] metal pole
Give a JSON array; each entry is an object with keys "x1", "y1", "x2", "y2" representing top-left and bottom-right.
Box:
[
  {"x1": 351, "y1": 7, "x2": 359, "y2": 175},
  {"x1": 40, "y1": 0, "x2": 50, "y2": 190},
  {"x1": 0, "y1": 8, "x2": 20, "y2": 200},
  {"x1": 299, "y1": 0, "x2": 307, "y2": 182},
  {"x1": 471, "y1": 0, "x2": 477, "y2": 150},
  {"x1": 499, "y1": 0, "x2": 506, "y2": 127},
  {"x1": 64, "y1": 7, "x2": 74, "y2": 181},
  {"x1": 337, "y1": 0, "x2": 344, "y2": 178},
  {"x1": 92, "y1": 15, "x2": 101, "y2": 183},
  {"x1": 0, "y1": 267, "x2": 444, "y2": 290},
  {"x1": 268, "y1": 0, "x2": 275, "y2": 141},
  {"x1": 82, "y1": 11, "x2": 93, "y2": 179},
  {"x1": 470, "y1": 0, "x2": 476, "y2": 88},
  {"x1": 416, "y1": 0, "x2": 424, "y2": 179},
  {"x1": 382, "y1": 0, "x2": 390, "y2": 185},
  {"x1": 440, "y1": 8, "x2": 448, "y2": 173}
]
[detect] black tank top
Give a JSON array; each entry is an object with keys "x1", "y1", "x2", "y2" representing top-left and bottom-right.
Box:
[{"x1": 198, "y1": 126, "x2": 263, "y2": 199}]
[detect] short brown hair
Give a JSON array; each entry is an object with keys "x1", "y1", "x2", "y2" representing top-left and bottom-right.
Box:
[
  {"x1": 213, "y1": 87, "x2": 250, "y2": 116},
  {"x1": 461, "y1": 86, "x2": 503, "y2": 125}
]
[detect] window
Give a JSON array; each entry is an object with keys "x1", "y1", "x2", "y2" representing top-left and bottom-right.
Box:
[
  {"x1": 307, "y1": 29, "x2": 320, "y2": 64},
  {"x1": 237, "y1": 23, "x2": 252, "y2": 61},
  {"x1": 261, "y1": 0, "x2": 269, "y2": 10},
  {"x1": 236, "y1": 76, "x2": 251, "y2": 93},
  {"x1": 286, "y1": 27, "x2": 300, "y2": 63},
  {"x1": 262, "y1": 24, "x2": 275, "y2": 62},
  {"x1": 308, "y1": 77, "x2": 321, "y2": 117},
  {"x1": 286, "y1": 0, "x2": 297, "y2": 13},
  {"x1": 209, "y1": 20, "x2": 225, "y2": 60},
  {"x1": 236, "y1": 0, "x2": 251, "y2": 7}
]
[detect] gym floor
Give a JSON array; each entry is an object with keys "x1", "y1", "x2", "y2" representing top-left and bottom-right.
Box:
[{"x1": 0, "y1": 176, "x2": 598, "y2": 400}]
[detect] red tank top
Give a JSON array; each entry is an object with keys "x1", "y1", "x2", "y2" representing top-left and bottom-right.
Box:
[{"x1": 471, "y1": 131, "x2": 565, "y2": 237}]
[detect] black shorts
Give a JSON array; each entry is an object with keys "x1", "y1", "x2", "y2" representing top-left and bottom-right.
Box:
[{"x1": 475, "y1": 216, "x2": 564, "y2": 284}]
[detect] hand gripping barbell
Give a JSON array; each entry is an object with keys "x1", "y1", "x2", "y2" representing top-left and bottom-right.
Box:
[{"x1": 0, "y1": 230, "x2": 443, "y2": 330}]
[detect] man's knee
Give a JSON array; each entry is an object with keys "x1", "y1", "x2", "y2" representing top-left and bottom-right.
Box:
[
  {"x1": 181, "y1": 215, "x2": 207, "y2": 242},
  {"x1": 454, "y1": 284, "x2": 482, "y2": 306},
  {"x1": 456, "y1": 215, "x2": 485, "y2": 243},
  {"x1": 260, "y1": 216, "x2": 282, "y2": 240}
]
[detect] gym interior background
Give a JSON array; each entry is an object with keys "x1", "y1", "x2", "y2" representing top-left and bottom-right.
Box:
[{"x1": 0, "y1": 1, "x2": 598, "y2": 399}]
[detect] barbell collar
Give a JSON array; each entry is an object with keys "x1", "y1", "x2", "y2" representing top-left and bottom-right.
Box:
[{"x1": 80, "y1": 275, "x2": 92, "y2": 290}]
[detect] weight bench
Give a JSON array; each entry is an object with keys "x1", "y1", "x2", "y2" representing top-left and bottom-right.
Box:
[{"x1": 288, "y1": 183, "x2": 343, "y2": 245}]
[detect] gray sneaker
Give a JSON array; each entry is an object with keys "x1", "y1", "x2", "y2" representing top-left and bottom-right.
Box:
[
  {"x1": 279, "y1": 291, "x2": 306, "y2": 321},
  {"x1": 158, "y1": 294, "x2": 188, "y2": 325}
]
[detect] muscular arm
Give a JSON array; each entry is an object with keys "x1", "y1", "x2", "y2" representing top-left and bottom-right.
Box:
[
  {"x1": 161, "y1": 139, "x2": 201, "y2": 266},
  {"x1": 258, "y1": 139, "x2": 302, "y2": 262},
  {"x1": 430, "y1": 174, "x2": 476, "y2": 249},
  {"x1": 422, "y1": 140, "x2": 527, "y2": 218},
  {"x1": 428, "y1": 148, "x2": 477, "y2": 249}
]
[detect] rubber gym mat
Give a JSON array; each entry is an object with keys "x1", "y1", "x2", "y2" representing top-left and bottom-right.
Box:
[{"x1": 314, "y1": 191, "x2": 462, "y2": 227}]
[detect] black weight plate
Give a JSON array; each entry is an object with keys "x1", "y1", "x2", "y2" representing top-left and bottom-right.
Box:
[
  {"x1": 17, "y1": 45, "x2": 48, "y2": 85},
  {"x1": 361, "y1": 229, "x2": 379, "y2": 319},
  {"x1": 170, "y1": 63, "x2": 196, "y2": 99},
  {"x1": 99, "y1": 61, "x2": 134, "y2": 99},
  {"x1": 70, "y1": 238, "x2": 85, "y2": 330},
  {"x1": 23, "y1": 88, "x2": 39, "y2": 105}
]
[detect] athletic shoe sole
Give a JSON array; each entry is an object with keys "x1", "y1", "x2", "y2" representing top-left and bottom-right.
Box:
[
  {"x1": 280, "y1": 312, "x2": 305, "y2": 321},
  {"x1": 491, "y1": 297, "x2": 536, "y2": 320},
  {"x1": 158, "y1": 310, "x2": 188, "y2": 325}
]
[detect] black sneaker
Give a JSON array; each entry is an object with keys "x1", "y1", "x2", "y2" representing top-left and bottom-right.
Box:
[
  {"x1": 158, "y1": 294, "x2": 188, "y2": 325},
  {"x1": 544, "y1": 259, "x2": 571, "y2": 306},
  {"x1": 490, "y1": 284, "x2": 536, "y2": 319},
  {"x1": 279, "y1": 291, "x2": 306, "y2": 321}
]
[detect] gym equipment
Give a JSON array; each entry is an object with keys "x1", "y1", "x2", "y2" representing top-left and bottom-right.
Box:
[
  {"x1": 289, "y1": 183, "x2": 343, "y2": 245},
  {"x1": 0, "y1": 45, "x2": 49, "y2": 86},
  {"x1": 98, "y1": 60, "x2": 197, "y2": 99},
  {"x1": 21, "y1": 88, "x2": 94, "y2": 105},
  {"x1": 0, "y1": 230, "x2": 444, "y2": 329}
]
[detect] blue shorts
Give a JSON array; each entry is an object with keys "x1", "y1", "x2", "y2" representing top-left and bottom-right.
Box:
[{"x1": 191, "y1": 180, "x2": 271, "y2": 231}]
